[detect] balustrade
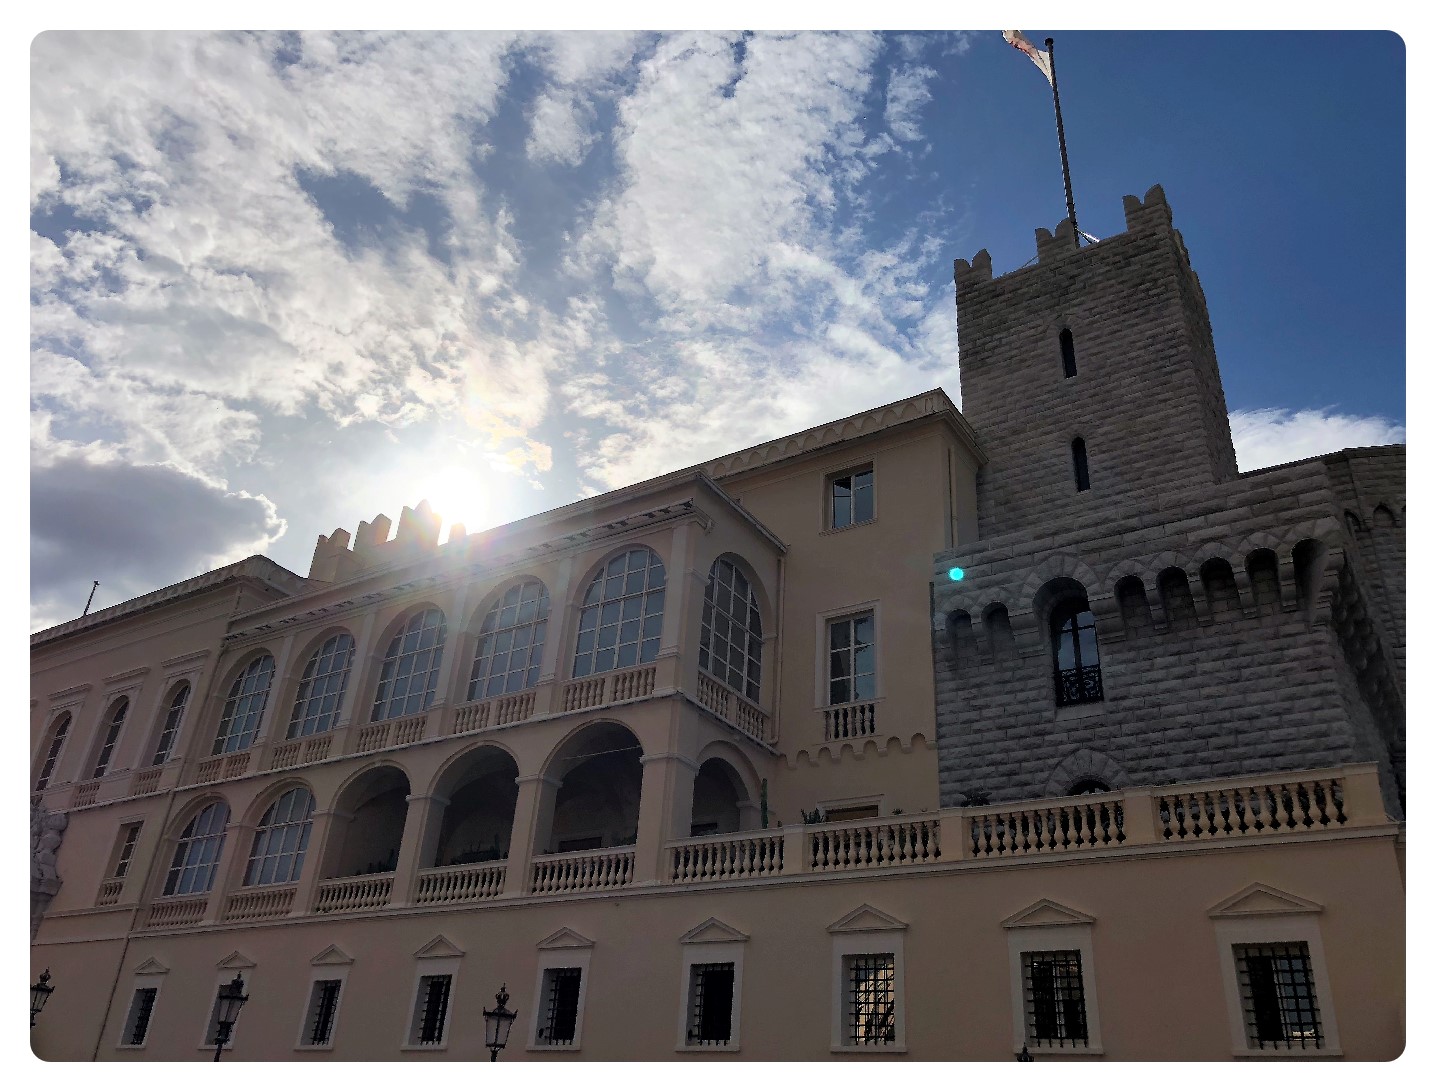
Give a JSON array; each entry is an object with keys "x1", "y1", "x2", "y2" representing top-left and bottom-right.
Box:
[
  {"x1": 670, "y1": 832, "x2": 784, "y2": 882},
  {"x1": 313, "y1": 873, "x2": 394, "y2": 914},
  {"x1": 223, "y1": 884, "x2": 296, "y2": 922},
  {"x1": 131, "y1": 768, "x2": 163, "y2": 796},
  {"x1": 562, "y1": 677, "x2": 606, "y2": 712},
  {"x1": 451, "y1": 700, "x2": 492, "y2": 734},
  {"x1": 968, "y1": 793, "x2": 1126, "y2": 858},
  {"x1": 823, "y1": 700, "x2": 877, "y2": 741},
  {"x1": 495, "y1": 690, "x2": 535, "y2": 725},
  {"x1": 697, "y1": 673, "x2": 775, "y2": 746},
  {"x1": 143, "y1": 895, "x2": 208, "y2": 929},
  {"x1": 414, "y1": 862, "x2": 506, "y2": 905},
  {"x1": 72, "y1": 781, "x2": 98, "y2": 808},
  {"x1": 1154, "y1": 774, "x2": 1346, "y2": 840},
  {"x1": 809, "y1": 816, "x2": 941, "y2": 871},
  {"x1": 96, "y1": 879, "x2": 123, "y2": 906},
  {"x1": 530, "y1": 847, "x2": 635, "y2": 894}
]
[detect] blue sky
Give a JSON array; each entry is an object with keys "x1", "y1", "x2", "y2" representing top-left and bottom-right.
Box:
[{"x1": 28, "y1": 28, "x2": 1406, "y2": 630}]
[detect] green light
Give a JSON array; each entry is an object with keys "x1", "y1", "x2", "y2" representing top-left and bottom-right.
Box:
[{"x1": 948, "y1": 567, "x2": 965, "y2": 581}]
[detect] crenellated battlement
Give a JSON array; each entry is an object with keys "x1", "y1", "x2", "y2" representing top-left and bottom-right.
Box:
[{"x1": 308, "y1": 499, "x2": 466, "y2": 582}]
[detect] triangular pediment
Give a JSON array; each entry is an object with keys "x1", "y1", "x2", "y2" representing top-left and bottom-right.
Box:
[
  {"x1": 215, "y1": 951, "x2": 256, "y2": 970},
  {"x1": 537, "y1": 927, "x2": 594, "y2": 951},
  {"x1": 1208, "y1": 883, "x2": 1324, "y2": 918},
  {"x1": 133, "y1": 957, "x2": 169, "y2": 976},
  {"x1": 413, "y1": 934, "x2": 465, "y2": 959},
  {"x1": 310, "y1": 944, "x2": 354, "y2": 967},
  {"x1": 1000, "y1": 899, "x2": 1095, "y2": 930},
  {"x1": 827, "y1": 904, "x2": 908, "y2": 934},
  {"x1": 678, "y1": 917, "x2": 750, "y2": 945}
]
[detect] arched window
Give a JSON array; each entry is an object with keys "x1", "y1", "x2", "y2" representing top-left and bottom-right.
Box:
[
  {"x1": 1068, "y1": 778, "x2": 1111, "y2": 795},
  {"x1": 91, "y1": 697, "x2": 129, "y2": 779},
  {"x1": 372, "y1": 609, "x2": 447, "y2": 721},
  {"x1": 152, "y1": 684, "x2": 189, "y2": 765},
  {"x1": 700, "y1": 558, "x2": 762, "y2": 700},
  {"x1": 163, "y1": 801, "x2": 229, "y2": 895},
  {"x1": 573, "y1": 548, "x2": 666, "y2": 678},
  {"x1": 35, "y1": 712, "x2": 71, "y2": 790},
  {"x1": 1060, "y1": 328, "x2": 1077, "y2": 378},
  {"x1": 288, "y1": 633, "x2": 355, "y2": 738},
  {"x1": 1052, "y1": 602, "x2": 1103, "y2": 706},
  {"x1": 244, "y1": 787, "x2": 315, "y2": 886},
  {"x1": 213, "y1": 655, "x2": 275, "y2": 754},
  {"x1": 1072, "y1": 437, "x2": 1090, "y2": 492},
  {"x1": 469, "y1": 579, "x2": 549, "y2": 700}
]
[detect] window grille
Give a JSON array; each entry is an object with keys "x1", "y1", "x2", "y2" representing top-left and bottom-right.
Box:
[
  {"x1": 92, "y1": 698, "x2": 129, "y2": 778},
  {"x1": 469, "y1": 579, "x2": 549, "y2": 699},
  {"x1": 213, "y1": 655, "x2": 275, "y2": 754},
  {"x1": 1235, "y1": 943, "x2": 1323, "y2": 1049},
  {"x1": 151, "y1": 684, "x2": 189, "y2": 765},
  {"x1": 687, "y1": 962, "x2": 735, "y2": 1045},
  {"x1": 163, "y1": 801, "x2": 228, "y2": 895},
  {"x1": 411, "y1": 974, "x2": 452, "y2": 1046},
  {"x1": 288, "y1": 633, "x2": 355, "y2": 738},
  {"x1": 122, "y1": 987, "x2": 157, "y2": 1046},
  {"x1": 1022, "y1": 950, "x2": 1089, "y2": 1047},
  {"x1": 36, "y1": 712, "x2": 71, "y2": 790},
  {"x1": 572, "y1": 549, "x2": 665, "y2": 679},
  {"x1": 113, "y1": 823, "x2": 142, "y2": 878},
  {"x1": 830, "y1": 467, "x2": 874, "y2": 529},
  {"x1": 845, "y1": 954, "x2": 896, "y2": 1045},
  {"x1": 304, "y1": 979, "x2": 342, "y2": 1046},
  {"x1": 244, "y1": 787, "x2": 315, "y2": 885},
  {"x1": 372, "y1": 609, "x2": 447, "y2": 721},
  {"x1": 699, "y1": 559, "x2": 762, "y2": 700},
  {"x1": 828, "y1": 613, "x2": 876, "y2": 705},
  {"x1": 538, "y1": 967, "x2": 582, "y2": 1045},
  {"x1": 1051, "y1": 604, "x2": 1102, "y2": 706}
]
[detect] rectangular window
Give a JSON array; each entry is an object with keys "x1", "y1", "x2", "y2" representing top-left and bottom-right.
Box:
[
  {"x1": 112, "y1": 823, "x2": 143, "y2": 878},
  {"x1": 538, "y1": 967, "x2": 583, "y2": 1046},
  {"x1": 303, "y1": 979, "x2": 342, "y2": 1047},
  {"x1": 829, "y1": 467, "x2": 874, "y2": 529},
  {"x1": 409, "y1": 974, "x2": 452, "y2": 1046},
  {"x1": 1022, "y1": 950, "x2": 1089, "y2": 1047},
  {"x1": 121, "y1": 987, "x2": 158, "y2": 1047},
  {"x1": 1235, "y1": 943, "x2": 1323, "y2": 1049},
  {"x1": 844, "y1": 954, "x2": 896, "y2": 1045},
  {"x1": 687, "y1": 963, "x2": 735, "y2": 1046},
  {"x1": 828, "y1": 613, "x2": 876, "y2": 705}
]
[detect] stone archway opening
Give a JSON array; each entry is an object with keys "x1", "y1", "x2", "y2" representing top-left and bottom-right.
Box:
[
  {"x1": 326, "y1": 765, "x2": 410, "y2": 878},
  {"x1": 689, "y1": 758, "x2": 747, "y2": 837},
  {"x1": 546, "y1": 722, "x2": 643, "y2": 853},
  {"x1": 432, "y1": 748, "x2": 519, "y2": 867}
]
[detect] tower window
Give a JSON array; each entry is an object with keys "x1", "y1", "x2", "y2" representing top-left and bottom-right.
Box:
[
  {"x1": 1072, "y1": 438, "x2": 1090, "y2": 492},
  {"x1": 1051, "y1": 602, "x2": 1103, "y2": 706},
  {"x1": 1060, "y1": 328, "x2": 1077, "y2": 378}
]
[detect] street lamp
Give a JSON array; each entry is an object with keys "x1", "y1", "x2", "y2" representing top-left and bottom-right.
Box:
[
  {"x1": 1016, "y1": 1042, "x2": 1034, "y2": 1061},
  {"x1": 482, "y1": 983, "x2": 517, "y2": 1061},
  {"x1": 30, "y1": 970, "x2": 54, "y2": 1027},
  {"x1": 212, "y1": 973, "x2": 249, "y2": 1061}
]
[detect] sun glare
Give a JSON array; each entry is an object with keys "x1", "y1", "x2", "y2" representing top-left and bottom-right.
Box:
[{"x1": 417, "y1": 466, "x2": 495, "y2": 543}]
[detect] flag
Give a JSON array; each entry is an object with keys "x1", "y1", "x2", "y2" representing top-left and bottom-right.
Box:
[{"x1": 1003, "y1": 30, "x2": 1053, "y2": 87}]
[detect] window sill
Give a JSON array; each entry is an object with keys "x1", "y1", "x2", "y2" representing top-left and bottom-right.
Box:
[
  {"x1": 1232, "y1": 1047, "x2": 1342, "y2": 1059},
  {"x1": 400, "y1": 1043, "x2": 448, "y2": 1052},
  {"x1": 294, "y1": 1044, "x2": 335, "y2": 1052},
  {"x1": 114, "y1": 1044, "x2": 147, "y2": 1051},
  {"x1": 1053, "y1": 702, "x2": 1105, "y2": 722},
  {"x1": 677, "y1": 1042, "x2": 741, "y2": 1053},
  {"x1": 831, "y1": 1043, "x2": 906, "y2": 1054},
  {"x1": 528, "y1": 1043, "x2": 581, "y2": 1052},
  {"x1": 1023, "y1": 1044, "x2": 1105, "y2": 1056},
  {"x1": 821, "y1": 519, "x2": 877, "y2": 537}
]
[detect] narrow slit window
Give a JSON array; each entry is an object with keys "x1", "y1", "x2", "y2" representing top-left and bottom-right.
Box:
[
  {"x1": 1060, "y1": 328, "x2": 1078, "y2": 377},
  {"x1": 304, "y1": 979, "x2": 342, "y2": 1047},
  {"x1": 121, "y1": 987, "x2": 158, "y2": 1047},
  {"x1": 36, "y1": 712, "x2": 72, "y2": 790},
  {"x1": 92, "y1": 698, "x2": 129, "y2": 779},
  {"x1": 112, "y1": 822, "x2": 143, "y2": 878},
  {"x1": 1072, "y1": 437, "x2": 1090, "y2": 492}
]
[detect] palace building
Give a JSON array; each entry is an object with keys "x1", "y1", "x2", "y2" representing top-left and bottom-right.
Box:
[{"x1": 29, "y1": 186, "x2": 1404, "y2": 1061}]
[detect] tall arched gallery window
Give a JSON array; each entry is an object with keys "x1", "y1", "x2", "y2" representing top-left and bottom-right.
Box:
[
  {"x1": 91, "y1": 697, "x2": 129, "y2": 779},
  {"x1": 469, "y1": 580, "x2": 549, "y2": 700},
  {"x1": 372, "y1": 609, "x2": 448, "y2": 721},
  {"x1": 244, "y1": 787, "x2": 315, "y2": 886},
  {"x1": 1052, "y1": 603, "x2": 1103, "y2": 706},
  {"x1": 151, "y1": 685, "x2": 189, "y2": 765},
  {"x1": 573, "y1": 548, "x2": 666, "y2": 678},
  {"x1": 164, "y1": 801, "x2": 229, "y2": 896},
  {"x1": 289, "y1": 633, "x2": 355, "y2": 738},
  {"x1": 699, "y1": 558, "x2": 762, "y2": 701},
  {"x1": 35, "y1": 712, "x2": 72, "y2": 790},
  {"x1": 213, "y1": 655, "x2": 275, "y2": 754}
]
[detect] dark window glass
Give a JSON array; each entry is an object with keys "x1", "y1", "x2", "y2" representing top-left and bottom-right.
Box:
[
  {"x1": 36, "y1": 712, "x2": 71, "y2": 790},
  {"x1": 152, "y1": 685, "x2": 189, "y2": 765},
  {"x1": 830, "y1": 468, "x2": 874, "y2": 529},
  {"x1": 1052, "y1": 604, "x2": 1102, "y2": 706},
  {"x1": 244, "y1": 787, "x2": 315, "y2": 885},
  {"x1": 1236, "y1": 943, "x2": 1323, "y2": 1049},
  {"x1": 470, "y1": 579, "x2": 549, "y2": 699},
  {"x1": 1072, "y1": 437, "x2": 1090, "y2": 492},
  {"x1": 540, "y1": 967, "x2": 583, "y2": 1045},
  {"x1": 1060, "y1": 328, "x2": 1078, "y2": 377},
  {"x1": 306, "y1": 979, "x2": 342, "y2": 1046},
  {"x1": 688, "y1": 962, "x2": 735, "y2": 1045},
  {"x1": 123, "y1": 987, "x2": 158, "y2": 1046},
  {"x1": 1023, "y1": 950, "x2": 1088, "y2": 1046},
  {"x1": 289, "y1": 634, "x2": 355, "y2": 737},
  {"x1": 413, "y1": 974, "x2": 451, "y2": 1045},
  {"x1": 92, "y1": 698, "x2": 129, "y2": 778},
  {"x1": 164, "y1": 802, "x2": 228, "y2": 895}
]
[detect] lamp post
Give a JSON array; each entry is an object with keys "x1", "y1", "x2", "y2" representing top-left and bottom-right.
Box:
[
  {"x1": 30, "y1": 969, "x2": 54, "y2": 1027},
  {"x1": 211, "y1": 973, "x2": 249, "y2": 1061},
  {"x1": 1017, "y1": 1042, "x2": 1034, "y2": 1061},
  {"x1": 482, "y1": 983, "x2": 517, "y2": 1061}
]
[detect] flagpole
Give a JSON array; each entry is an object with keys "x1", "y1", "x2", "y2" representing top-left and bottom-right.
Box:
[{"x1": 1045, "y1": 37, "x2": 1079, "y2": 246}]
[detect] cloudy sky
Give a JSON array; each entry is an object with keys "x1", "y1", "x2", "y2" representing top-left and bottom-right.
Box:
[{"x1": 29, "y1": 29, "x2": 1405, "y2": 631}]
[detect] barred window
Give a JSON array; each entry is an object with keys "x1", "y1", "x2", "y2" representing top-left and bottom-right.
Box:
[
  {"x1": 163, "y1": 802, "x2": 228, "y2": 896},
  {"x1": 36, "y1": 712, "x2": 71, "y2": 790},
  {"x1": 828, "y1": 613, "x2": 875, "y2": 705},
  {"x1": 372, "y1": 609, "x2": 447, "y2": 721},
  {"x1": 700, "y1": 559, "x2": 762, "y2": 701},
  {"x1": 303, "y1": 979, "x2": 342, "y2": 1047},
  {"x1": 1052, "y1": 603, "x2": 1102, "y2": 706},
  {"x1": 213, "y1": 655, "x2": 275, "y2": 754},
  {"x1": 92, "y1": 698, "x2": 129, "y2": 779},
  {"x1": 572, "y1": 549, "x2": 665, "y2": 678},
  {"x1": 845, "y1": 953, "x2": 896, "y2": 1045},
  {"x1": 538, "y1": 967, "x2": 583, "y2": 1046},
  {"x1": 469, "y1": 579, "x2": 548, "y2": 700},
  {"x1": 1235, "y1": 943, "x2": 1323, "y2": 1049},
  {"x1": 151, "y1": 684, "x2": 189, "y2": 765},
  {"x1": 687, "y1": 962, "x2": 735, "y2": 1046},
  {"x1": 409, "y1": 974, "x2": 452, "y2": 1046},
  {"x1": 244, "y1": 787, "x2": 314, "y2": 886},
  {"x1": 830, "y1": 467, "x2": 874, "y2": 529},
  {"x1": 288, "y1": 633, "x2": 355, "y2": 738},
  {"x1": 121, "y1": 987, "x2": 158, "y2": 1047},
  {"x1": 1023, "y1": 950, "x2": 1089, "y2": 1047}
]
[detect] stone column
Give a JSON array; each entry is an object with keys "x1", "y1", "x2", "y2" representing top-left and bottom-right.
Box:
[
  {"x1": 390, "y1": 794, "x2": 448, "y2": 906},
  {"x1": 504, "y1": 773, "x2": 562, "y2": 896},
  {"x1": 291, "y1": 809, "x2": 343, "y2": 915},
  {"x1": 633, "y1": 752, "x2": 700, "y2": 884}
]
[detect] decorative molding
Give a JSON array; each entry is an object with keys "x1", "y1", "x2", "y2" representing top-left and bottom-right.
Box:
[
  {"x1": 413, "y1": 934, "x2": 466, "y2": 959},
  {"x1": 133, "y1": 957, "x2": 170, "y2": 976},
  {"x1": 215, "y1": 951, "x2": 257, "y2": 970},
  {"x1": 1001, "y1": 898, "x2": 1096, "y2": 929},
  {"x1": 310, "y1": 944, "x2": 355, "y2": 966},
  {"x1": 536, "y1": 927, "x2": 595, "y2": 951},
  {"x1": 827, "y1": 903, "x2": 908, "y2": 934},
  {"x1": 1207, "y1": 882, "x2": 1324, "y2": 918},
  {"x1": 678, "y1": 917, "x2": 750, "y2": 945}
]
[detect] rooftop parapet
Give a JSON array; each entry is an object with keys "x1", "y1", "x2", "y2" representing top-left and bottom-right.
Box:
[{"x1": 308, "y1": 499, "x2": 464, "y2": 582}]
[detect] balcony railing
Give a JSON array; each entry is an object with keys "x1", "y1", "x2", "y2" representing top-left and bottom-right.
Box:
[
  {"x1": 1054, "y1": 665, "x2": 1103, "y2": 706},
  {"x1": 531, "y1": 846, "x2": 635, "y2": 894},
  {"x1": 414, "y1": 861, "x2": 506, "y2": 905},
  {"x1": 96, "y1": 879, "x2": 124, "y2": 906},
  {"x1": 194, "y1": 751, "x2": 251, "y2": 784},
  {"x1": 353, "y1": 712, "x2": 428, "y2": 754},
  {"x1": 313, "y1": 873, "x2": 394, "y2": 914},
  {"x1": 143, "y1": 895, "x2": 208, "y2": 929},
  {"x1": 450, "y1": 690, "x2": 536, "y2": 736},
  {"x1": 823, "y1": 700, "x2": 877, "y2": 741},
  {"x1": 670, "y1": 831, "x2": 784, "y2": 882},
  {"x1": 562, "y1": 665, "x2": 656, "y2": 712},
  {"x1": 808, "y1": 815, "x2": 942, "y2": 871},
  {"x1": 1155, "y1": 774, "x2": 1345, "y2": 840},
  {"x1": 967, "y1": 793, "x2": 1125, "y2": 858},
  {"x1": 268, "y1": 734, "x2": 333, "y2": 770},
  {"x1": 696, "y1": 673, "x2": 775, "y2": 747},
  {"x1": 223, "y1": 884, "x2": 297, "y2": 922}
]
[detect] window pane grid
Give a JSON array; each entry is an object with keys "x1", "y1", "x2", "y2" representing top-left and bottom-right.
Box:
[
  {"x1": 540, "y1": 967, "x2": 582, "y2": 1045},
  {"x1": 36, "y1": 713, "x2": 71, "y2": 790},
  {"x1": 164, "y1": 802, "x2": 228, "y2": 895},
  {"x1": 687, "y1": 962, "x2": 734, "y2": 1046},
  {"x1": 828, "y1": 613, "x2": 875, "y2": 705},
  {"x1": 152, "y1": 685, "x2": 189, "y2": 765},
  {"x1": 244, "y1": 788, "x2": 315, "y2": 886},
  {"x1": 1236, "y1": 943, "x2": 1323, "y2": 1049},
  {"x1": 114, "y1": 824, "x2": 142, "y2": 878},
  {"x1": 699, "y1": 559, "x2": 763, "y2": 701},
  {"x1": 373, "y1": 610, "x2": 447, "y2": 721},
  {"x1": 846, "y1": 954, "x2": 896, "y2": 1045},
  {"x1": 572, "y1": 550, "x2": 665, "y2": 679},
  {"x1": 213, "y1": 656, "x2": 275, "y2": 754},
  {"x1": 306, "y1": 979, "x2": 342, "y2": 1046},
  {"x1": 1023, "y1": 950, "x2": 1089, "y2": 1047},
  {"x1": 469, "y1": 580, "x2": 549, "y2": 700},
  {"x1": 289, "y1": 634, "x2": 355, "y2": 738},
  {"x1": 831, "y1": 467, "x2": 874, "y2": 529}
]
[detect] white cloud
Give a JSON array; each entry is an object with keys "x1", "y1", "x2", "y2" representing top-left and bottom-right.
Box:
[
  {"x1": 1230, "y1": 408, "x2": 1405, "y2": 472},
  {"x1": 884, "y1": 63, "x2": 936, "y2": 142}
]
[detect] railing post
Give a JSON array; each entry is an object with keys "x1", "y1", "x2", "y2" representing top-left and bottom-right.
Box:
[
  {"x1": 782, "y1": 824, "x2": 809, "y2": 873},
  {"x1": 1336, "y1": 763, "x2": 1386, "y2": 825},
  {"x1": 1120, "y1": 788, "x2": 1160, "y2": 844},
  {"x1": 938, "y1": 808, "x2": 968, "y2": 861},
  {"x1": 505, "y1": 774, "x2": 561, "y2": 896}
]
